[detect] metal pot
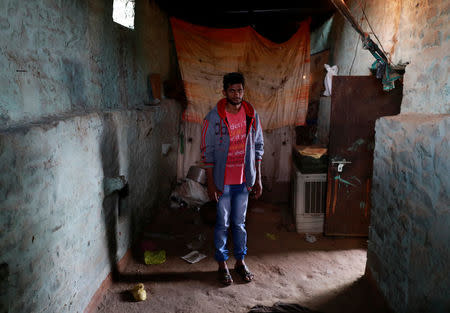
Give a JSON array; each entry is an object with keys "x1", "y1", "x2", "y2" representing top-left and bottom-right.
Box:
[{"x1": 186, "y1": 166, "x2": 206, "y2": 185}]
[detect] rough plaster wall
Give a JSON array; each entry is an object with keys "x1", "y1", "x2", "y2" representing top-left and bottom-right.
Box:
[
  {"x1": 330, "y1": 0, "x2": 449, "y2": 114},
  {"x1": 369, "y1": 114, "x2": 450, "y2": 313},
  {"x1": 0, "y1": 0, "x2": 171, "y2": 127},
  {"x1": 331, "y1": 3, "x2": 450, "y2": 310},
  {"x1": 158, "y1": 101, "x2": 182, "y2": 197},
  {"x1": 0, "y1": 0, "x2": 179, "y2": 312},
  {"x1": 0, "y1": 101, "x2": 180, "y2": 313}
]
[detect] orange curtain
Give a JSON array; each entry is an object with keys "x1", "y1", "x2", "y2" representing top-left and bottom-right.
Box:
[{"x1": 171, "y1": 18, "x2": 310, "y2": 130}]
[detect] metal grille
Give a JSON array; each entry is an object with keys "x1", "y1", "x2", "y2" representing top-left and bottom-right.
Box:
[
  {"x1": 292, "y1": 166, "x2": 327, "y2": 233},
  {"x1": 304, "y1": 181, "x2": 327, "y2": 214}
]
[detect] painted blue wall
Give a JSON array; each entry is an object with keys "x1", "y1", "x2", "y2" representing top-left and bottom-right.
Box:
[
  {"x1": 0, "y1": 0, "x2": 172, "y2": 128},
  {"x1": 0, "y1": 1, "x2": 179, "y2": 312}
]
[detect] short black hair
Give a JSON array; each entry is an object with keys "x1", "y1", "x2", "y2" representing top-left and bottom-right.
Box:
[{"x1": 223, "y1": 72, "x2": 245, "y2": 90}]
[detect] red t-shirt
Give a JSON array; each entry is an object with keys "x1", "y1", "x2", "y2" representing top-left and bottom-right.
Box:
[{"x1": 224, "y1": 106, "x2": 247, "y2": 185}]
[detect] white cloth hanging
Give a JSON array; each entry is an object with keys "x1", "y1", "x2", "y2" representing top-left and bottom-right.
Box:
[{"x1": 323, "y1": 64, "x2": 338, "y2": 96}]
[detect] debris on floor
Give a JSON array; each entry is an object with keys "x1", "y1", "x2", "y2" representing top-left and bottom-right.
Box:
[
  {"x1": 305, "y1": 233, "x2": 317, "y2": 243},
  {"x1": 95, "y1": 201, "x2": 389, "y2": 313},
  {"x1": 170, "y1": 178, "x2": 209, "y2": 209},
  {"x1": 265, "y1": 233, "x2": 277, "y2": 240},
  {"x1": 181, "y1": 250, "x2": 207, "y2": 264},
  {"x1": 249, "y1": 302, "x2": 322, "y2": 313},
  {"x1": 131, "y1": 283, "x2": 147, "y2": 302},
  {"x1": 144, "y1": 250, "x2": 166, "y2": 265}
]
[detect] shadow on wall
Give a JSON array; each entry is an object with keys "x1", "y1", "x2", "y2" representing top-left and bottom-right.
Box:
[
  {"x1": 100, "y1": 113, "x2": 135, "y2": 281},
  {"x1": 99, "y1": 112, "x2": 155, "y2": 283},
  {"x1": 100, "y1": 113, "x2": 120, "y2": 280},
  {"x1": 100, "y1": 112, "x2": 145, "y2": 282}
]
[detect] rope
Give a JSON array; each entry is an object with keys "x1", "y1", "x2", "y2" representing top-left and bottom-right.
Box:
[{"x1": 356, "y1": 0, "x2": 391, "y2": 63}]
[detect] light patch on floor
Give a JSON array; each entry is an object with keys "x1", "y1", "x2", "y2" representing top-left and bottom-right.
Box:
[{"x1": 94, "y1": 201, "x2": 390, "y2": 313}]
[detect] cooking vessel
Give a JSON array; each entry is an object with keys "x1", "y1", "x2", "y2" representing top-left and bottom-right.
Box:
[{"x1": 186, "y1": 165, "x2": 206, "y2": 185}]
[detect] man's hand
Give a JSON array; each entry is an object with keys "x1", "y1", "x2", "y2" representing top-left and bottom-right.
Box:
[
  {"x1": 251, "y1": 160, "x2": 263, "y2": 199},
  {"x1": 206, "y1": 167, "x2": 221, "y2": 202},
  {"x1": 207, "y1": 182, "x2": 221, "y2": 202},
  {"x1": 251, "y1": 179, "x2": 263, "y2": 199}
]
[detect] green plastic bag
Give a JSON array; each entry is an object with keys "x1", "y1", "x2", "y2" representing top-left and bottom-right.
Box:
[{"x1": 144, "y1": 250, "x2": 166, "y2": 265}]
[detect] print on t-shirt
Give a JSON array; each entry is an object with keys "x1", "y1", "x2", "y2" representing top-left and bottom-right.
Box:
[{"x1": 224, "y1": 107, "x2": 246, "y2": 185}]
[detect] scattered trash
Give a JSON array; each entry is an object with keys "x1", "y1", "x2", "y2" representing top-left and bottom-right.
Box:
[
  {"x1": 187, "y1": 234, "x2": 206, "y2": 250},
  {"x1": 305, "y1": 233, "x2": 317, "y2": 243},
  {"x1": 181, "y1": 250, "x2": 207, "y2": 264},
  {"x1": 170, "y1": 179, "x2": 209, "y2": 208},
  {"x1": 131, "y1": 283, "x2": 147, "y2": 301},
  {"x1": 144, "y1": 250, "x2": 166, "y2": 265},
  {"x1": 266, "y1": 233, "x2": 277, "y2": 240},
  {"x1": 251, "y1": 207, "x2": 265, "y2": 214}
]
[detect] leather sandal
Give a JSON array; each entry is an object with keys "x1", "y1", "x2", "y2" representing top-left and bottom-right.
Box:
[
  {"x1": 218, "y1": 268, "x2": 233, "y2": 285},
  {"x1": 235, "y1": 264, "x2": 254, "y2": 282}
]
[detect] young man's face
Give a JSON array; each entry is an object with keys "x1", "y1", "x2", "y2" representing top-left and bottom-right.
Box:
[{"x1": 223, "y1": 83, "x2": 244, "y2": 106}]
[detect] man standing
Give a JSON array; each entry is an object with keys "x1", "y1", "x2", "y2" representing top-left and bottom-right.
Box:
[{"x1": 201, "y1": 72, "x2": 264, "y2": 285}]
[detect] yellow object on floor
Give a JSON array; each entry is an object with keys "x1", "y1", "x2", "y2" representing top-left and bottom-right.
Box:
[
  {"x1": 144, "y1": 250, "x2": 166, "y2": 265},
  {"x1": 266, "y1": 233, "x2": 277, "y2": 240},
  {"x1": 131, "y1": 283, "x2": 147, "y2": 301}
]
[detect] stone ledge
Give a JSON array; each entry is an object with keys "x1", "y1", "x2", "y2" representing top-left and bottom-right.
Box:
[
  {"x1": 0, "y1": 100, "x2": 181, "y2": 134},
  {"x1": 376, "y1": 113, "x2": 449, "y2": 127}
]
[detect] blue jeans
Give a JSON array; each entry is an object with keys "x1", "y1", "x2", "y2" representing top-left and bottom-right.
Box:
[{"x1": 214, "y1": 183, "x2": 249, "y2": 262}]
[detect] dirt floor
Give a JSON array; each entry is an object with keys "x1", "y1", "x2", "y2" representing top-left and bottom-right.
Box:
[{"x1": 95, "y1": 201, "x2": 391, "y2": 313}]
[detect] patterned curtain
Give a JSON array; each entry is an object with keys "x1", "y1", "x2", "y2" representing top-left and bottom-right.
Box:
[{"x1": 171, "y1": 18, "x2": 311, "y2": 130}]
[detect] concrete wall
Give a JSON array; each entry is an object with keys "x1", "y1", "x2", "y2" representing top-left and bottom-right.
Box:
[
  {"x1": 330, "y1": 0, "x2": 449, "y2": 114},
  {"x1": 0, "y1": 102, "x2": 181, "y2": 313},
  {"x1": 370, "y1": 114, "x2": 450, "y2": 313},
  {"x1": 330, "y1": 1, "x2": 450, "y2": 312},
  {"x1": 0, "y1": 1, "x2": 180, "y2": 312},
  {"x1": 0, "y1": 0, "x2": 172, "y2": 128}
]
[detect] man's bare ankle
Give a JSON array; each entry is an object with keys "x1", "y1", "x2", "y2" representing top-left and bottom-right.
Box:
[
  {"x1": 218, "y1": 261, "x2": 228, "y2": 270},
  {"x1": 236, "y1": 259, "x2": 245, "y2": 267}
]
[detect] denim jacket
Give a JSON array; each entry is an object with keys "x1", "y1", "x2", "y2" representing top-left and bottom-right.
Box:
[{"x1": 200, "y1": 98, "x2": 264, "y2": 192}]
